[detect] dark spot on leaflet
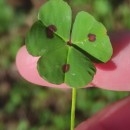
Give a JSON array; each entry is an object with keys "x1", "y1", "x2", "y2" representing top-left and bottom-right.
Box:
[
  {"x1": 46, "y1": 25, "x2": 57, "y2": 39},
  {"x1": 88, "y1": 34, "x2": 96, "y2": 42},
  {"x1": 62, "y1": 64, "x2": 70, "y2": 73}
]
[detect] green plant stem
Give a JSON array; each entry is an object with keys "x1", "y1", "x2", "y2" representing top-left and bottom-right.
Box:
[{"x1": 70, "y1": 88, "x2": 77, "y2": 130}]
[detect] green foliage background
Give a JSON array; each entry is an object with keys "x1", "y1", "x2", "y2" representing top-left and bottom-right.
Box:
[{"x1": 0, "y1": 0, "x2": 130, "y2": 130}]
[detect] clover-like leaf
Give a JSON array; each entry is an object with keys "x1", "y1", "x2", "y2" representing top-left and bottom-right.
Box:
[
  {"x1": 72, "y1": 11, "x2": 113, "y2": 63},
  {"x1": 25, "y1": 0, "x2": 113, "y2": 88}
]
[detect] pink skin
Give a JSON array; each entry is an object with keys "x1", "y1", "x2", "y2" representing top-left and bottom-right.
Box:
[
  {"x1": 76, "y1": 96, "x2": 130, "y2": 130},
  {"x1": 16, "y1": 31, "x2": 130, "y2": 90}
]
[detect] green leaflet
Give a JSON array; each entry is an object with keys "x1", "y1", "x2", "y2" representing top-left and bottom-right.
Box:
[
  {"x1": 65, "y1": 47, "x2": 96, "y2": 88},
  {"x1": 26, "y1": 0, "x2": 113, "y2": 88},
  {"x1": 38, "y1": 0, "x2": 72, "y2": 41},
  {"x1": 37, "y1": 46, "x2": 68, "y2": 85},
  {"x1": 26, "y1": 21, "x2": 65, "y2": 56},
  {"x1": 72, "y1": 11, "x2": 113, "y2": 63}
]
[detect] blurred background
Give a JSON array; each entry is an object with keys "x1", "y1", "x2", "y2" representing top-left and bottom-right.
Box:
[{"x1": 0, "y1": 0, "x2": 130, "y2": 130}]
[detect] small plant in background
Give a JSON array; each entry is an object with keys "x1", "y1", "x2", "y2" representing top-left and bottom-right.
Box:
[
  {"x1": 0, "y1": 0, "x2": 14, "y2": 33},
  {"x1": 16, "y1": 0, "x2": 113, "y2": 129}
]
